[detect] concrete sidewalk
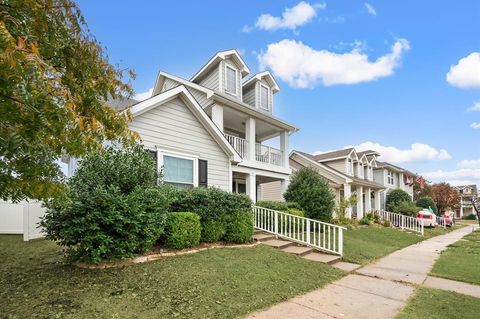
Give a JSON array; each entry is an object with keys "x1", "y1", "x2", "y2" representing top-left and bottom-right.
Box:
[{"x1": 246, "y1": 226, "x2": 476, "y2": 319}]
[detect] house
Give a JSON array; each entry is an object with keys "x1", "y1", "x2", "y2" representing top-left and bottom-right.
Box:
[
  {"x1": 454, "y1": 185, "x2": 478, "y2": 218},
  {"x1": 262, "y1": 148, "x2": 416, "y2": 217},
  {"x1": 68, "y1": 49, "x2": 298, "y2": 202}
]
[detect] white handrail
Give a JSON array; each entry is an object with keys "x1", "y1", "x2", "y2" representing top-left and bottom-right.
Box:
[
  {"x1": 224, "y1": 134, "x2": 248, "y2": 158},
  {"x1": 253, "y1": 206, "x2": 346, "y2": 256},
  {"x1": 375, "y1": 210, "x2": 424, "y2": 235}
]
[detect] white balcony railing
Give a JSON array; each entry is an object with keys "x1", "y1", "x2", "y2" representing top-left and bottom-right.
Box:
[
  {"x1": 255, "y1": 143, "x2": 283, "y2": 166},
  {"x1": 224, "y1": 134, "x2": 284, "y2": 167},
  {"x1": 253, "y1": 206, "x2": 346, "y2": 255}
]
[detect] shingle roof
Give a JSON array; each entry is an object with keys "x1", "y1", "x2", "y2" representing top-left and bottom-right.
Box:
[
  {"x1": 376, "y1": 161, "x2": 415, "y2": 176},
  {"x1": 313, "y1": 148, "x2": 354, "y2": 161}
]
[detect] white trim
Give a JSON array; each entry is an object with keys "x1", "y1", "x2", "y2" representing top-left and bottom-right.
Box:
[
  {"x1": 191, "y1": 49, "x2": 250, "y2": 82},
  {"x1": 242, "y1": 71, "x2": 280, "y2": 93},
  {"x1": 154, "y1": 71, "x2": 215, "y2": 98},
  {"x1": 129, "y1": 85, "x2": 242, "y2": 163},
  {"x1": 259, "y1": 83, "x2": 270, "y2": 111},
  {"x1": 225, "y1": 64, "x2": 238, "y2": 96},
  {"x1": 158, "y1": 148, "x2": 199, "y2": 187},
  {"x1": 293, "y1": 151, "x2": 352, "y2": 184}
]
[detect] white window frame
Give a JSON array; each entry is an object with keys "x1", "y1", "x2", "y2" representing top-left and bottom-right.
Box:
[
  {"x1": 357, "y1": 163, "x2": 363, "y2": 177},
  {"x1": 157, "y1": 149, "x2": 198, "y2": 187},
  {"x1": 224, "y1": 65, "x2": 237, "y2": 96},
  {"x1": 387, "y1": 170, "x2": 394, "y2": 185},
  {"x1": 346, "y1": 158, "x2": 353, "y2": 175},
  {"x1": 259, "y1": 83, "x2": 270, "y2": 111}
]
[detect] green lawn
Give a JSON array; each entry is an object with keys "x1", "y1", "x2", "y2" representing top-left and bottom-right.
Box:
[
  {"x1": 342, "y1": 226, "x2": 424, "y2": 264},
  {"x1": 396, "y1": 287, "x2": 480, "y2": 319},
  {"x1": 0, "y1": 235, "x2": 344, "y2": 319},
  {"x1": 430, "y1": 230, "x2": 480, "y2": 285}
]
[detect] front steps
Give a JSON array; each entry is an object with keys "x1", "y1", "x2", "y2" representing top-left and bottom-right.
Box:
[{"x1": 253, "y1": 230, "x2": 360, "y2": 272}]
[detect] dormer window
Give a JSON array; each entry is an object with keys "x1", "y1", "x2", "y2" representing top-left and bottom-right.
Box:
[
  {"x1": 225, "y1": 65, "x2": 237, "y2": 95},
  {"x1": 347, "y1": 158, "x2": 353, "y2": 175},
  {"x1": 260, "y1": 84, "x2": 269, "y2": 110},
  {"x1": 358, "y1": 163, "x2": 363, "y2": 177}
]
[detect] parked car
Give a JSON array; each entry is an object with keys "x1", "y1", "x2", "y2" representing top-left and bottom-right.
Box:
[{"x1": 416, "y1": 209, "x2": 438, "y2": 227}]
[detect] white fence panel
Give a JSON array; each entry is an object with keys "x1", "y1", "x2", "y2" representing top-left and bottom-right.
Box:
[
  {"x1": 23, "y1": 201, "x2": 46, "y2": 241},
  {"x1": 0, "y1": 201, "x2": 24, "y2": 233},
  {"x1": 0, "y1": 200, "x2": 46, "y2": 241},
  {"x1": 375, "y1": 210, "x2": 424, "y2": 235},
  {"x1": 253, "y1": 206, "x2": 346, "y2": 256}
]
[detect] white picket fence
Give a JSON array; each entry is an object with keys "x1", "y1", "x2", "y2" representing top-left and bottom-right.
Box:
[
  {"x1": 252, "y1": 206, "x2": 346, "y2": 256},
  {"x1": 375, "y1": 210, "x2": 424, "y2": 235}
]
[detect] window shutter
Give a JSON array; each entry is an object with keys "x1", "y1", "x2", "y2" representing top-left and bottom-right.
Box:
[
  {"x1": 148, "y1": 150, "x2": 158, "y2": 180},
  {"x1": 198, "y1": 159, "x2": 208, "y2": 188}
]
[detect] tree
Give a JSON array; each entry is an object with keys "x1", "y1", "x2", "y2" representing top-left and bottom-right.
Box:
[
  {"x1": 431, "y1": 183, "x2": 460, "y2": 214},
  {"x1": 416, "y1": 196, "x2": 438, "y2": 214},
  {"x1": 284, "y1": 167, "x2": 335, "y2": 221},
  {"x1": 413, "y1": 176, "x2": 433, "y2": 201},
  {"x1": 471, "y1": 197, "x2": 480, "y2": 227},
  {"x1": 0, "y1": 0, "x2": 136, "y2": 202},
  {"x1": 386, "y1": 188, "x2": 411, "y2": 211}
]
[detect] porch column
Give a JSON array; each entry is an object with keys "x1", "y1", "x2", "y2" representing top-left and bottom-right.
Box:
[
  {"x1": 357, "y1": 186, "x2": 364, "y2": 218},
  {"x1": 211, "y1": 104, "x2": 224, "y2": 132},
  {"x1": 280, "y1": 178, "x2": 290, "y2": 201},
  {"x1": 280, "y1": 130, "x2": 289, "y2": 168},
  {"x1": 246, "y1": 173, "x2": 256, "y2": 202},
  {"x1": 365, "y1": 188, "x2": 372, "y2": 213},
  {"x1": 245, "y1": 117, "x2": 256, "y2": 161},
  {"x1": 343, "y1": 183, "x2": 352, "y2": 219},
  {"x1": 375, "y1": 190, "x2": 382, "y2": 211}
]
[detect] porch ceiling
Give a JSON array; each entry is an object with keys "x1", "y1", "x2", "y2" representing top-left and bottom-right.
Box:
[{"x1": 221, "y1": 107, "x2": 285, "y2": 140}]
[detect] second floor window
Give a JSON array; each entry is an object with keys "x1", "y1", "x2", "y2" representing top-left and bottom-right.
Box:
[
  {"x1": 347, "y1": 158, "x2": 353, "y2": 175},
  {"x1": 387, "y1": 171, "x2": 394, "y2": 185},
  {"x1": 225, "y1": 65, "x2": 237, "y2": 95},
  {"x1": 260, "y1": 84, "x2": 269, "y2": 110}
]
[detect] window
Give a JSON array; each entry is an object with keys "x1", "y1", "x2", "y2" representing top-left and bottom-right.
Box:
[
  {"x1": 260, "y1": 84, "x2": 269, "y2": 110},
  {"x1": 225, "y1": 65, "x2": 237, "y2": 95},
  {"x1": 358, "y1": 163, "x2": 363, "y2": 177},
  {"x1": 387, "y1": 170, "x2": 394, "y2": 185},
  {"x1": 347, "y1": 158, "x2": 353, "y2": 175},
  {"x1": 163, "y1": 155, "x2": 194, "y2": 187}
]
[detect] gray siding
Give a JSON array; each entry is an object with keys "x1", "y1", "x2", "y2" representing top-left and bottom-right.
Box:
[
  {"x1": 324, "y1": 159, "x2": 347, "y2": 174},
  {"x1": 260, "y1": 181, "x2": 284, "y2": 201},
  {"x1": 162, "y1": 78, "x2": 180, "y2": 91},
  {"x1": 243, "y1": 86, "x2": 255, "y2": 107},
  {"x1": 198, "y1": 64, "x2": 219, "y2": 91},
  {"x1": 160, "y1": 78, "x2": 209, "y2": 107},
  {"x1": 373, "y1": 169, "x2": 385, "y2": 186},
  {"x1": 129, "y1": 97, "x2": 230, "y2": 191}
]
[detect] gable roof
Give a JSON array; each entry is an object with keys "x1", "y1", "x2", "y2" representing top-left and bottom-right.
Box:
[
  {"x1": 242, "y1": 71, "x2": 280, "y2": 93},
  {"x1": 153, "y1": 71, "x2": 215, "y2": 97},
  {"x1": 375, "y1": 161, "x2": 415, "y2": 176},
  {"x1": 190, "y1": 49, "x2": 250, "y2": 82},
  {"x1": 129, "y1": 85, "x2": 242, "y2": 163},
  {"x1": 357, "y1": 150, "x2": 380, "y2": 157},
  {"x1": 313, "y1": 148, "x2": 355, "y2": 162}
]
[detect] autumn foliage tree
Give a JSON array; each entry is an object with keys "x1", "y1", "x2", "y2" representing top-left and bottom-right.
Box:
[
  {"x1": 0, "y1": 0, "x2": 136, "y2": 202},
  {"x1": 430, "y1": 183, "x2": 460, "y2": 214}
]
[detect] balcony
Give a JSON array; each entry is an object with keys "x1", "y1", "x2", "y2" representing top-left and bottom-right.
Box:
[{"x1": 225, "y1": 134, "x2": 284, "y2": 167}]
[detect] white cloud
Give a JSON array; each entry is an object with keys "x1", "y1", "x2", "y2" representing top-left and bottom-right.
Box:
[
  {"x1": 257, "y1": 38, "x2": 410, "y2": 88},
  {"x1": 364, "y1": 3, "x2": 377, "y2": 16},
  {"x1": 134, "y1": 87, "x2": 153, "y2": 101},
  {"x1": 471, "y1": 122, "x2": 480, "y2": 129},
  {"x1": 245, "y1": 1, "x2": 326, "y2": 32},
  {"x1": 446, "y1": 52, "x2": 480, "y2": 89},
  {"x1": 458, "y1": 159, "x2": 480, "y2": 169},
  {"x1": 422, "y1": 169, "x2": 480, "y2": 187},
  {"x1": 354, "y1": 141, "x2": 451, "y2": 164},
  {"x1": 467, "y1": 101, "x2": 480, "y2": 111}
]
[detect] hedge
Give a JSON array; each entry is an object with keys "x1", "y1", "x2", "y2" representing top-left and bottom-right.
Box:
[
  {"x1": 255, "y1": 201, "x2": 300, "y2": 212},
  {"x1": 164, "y1": 212, "x2": 201, "y2": 249},
  {"x1": 224, "y1": 211, "x2": 254, "y2": 243}
]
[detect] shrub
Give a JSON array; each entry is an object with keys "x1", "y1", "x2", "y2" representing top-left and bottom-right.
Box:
[
  {"x1": 201, "y1": 220, "x2": 226, "y2": 243},
  {"x1": 416, "y1": 196, "x2": 438, "y2": 214},
  {"x1": 286, "y1": 208, "x2": 305, "y2": 217},
  {"x1": 366, "y1": 212, "x2": 375, "y2": 221},
  {"x1": 386, "y1": 189, "x2": 412, "y2": 211},
  {"x1": 393, "y1": 201, "x2": 421, "y2": 216},
  {"x1": 359, "y1": 217, "x2": 371, "y2": 225},
  {"x1": 164, "y1": 212, "x2": 201, "y2": 249},
  {"x1": 224, "y1": 211, "x2": 254, "y2": 243},
  {"x1": 335, "y1": 195, "x2": 358, "y2": 223},
  {"x1": 41, "y1": 145, "x2": 172, "y2": 263},
  {"x1": 464, "y1": 214, "x2": 477, "y2": 220},
  {"x1": 255, "y1": 201, "x2": 300, "y2": 212},
  {"x1": 284, "y1": 167, "x2": 335, "y2": 221},
  {"x1": 382, "y1": 220, "x2": 391, "y2": 227}
]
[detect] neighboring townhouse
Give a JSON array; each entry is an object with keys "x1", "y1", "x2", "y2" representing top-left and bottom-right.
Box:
[
  {"x1": 454, "y1": 185, "x2": 478, "y2": 218},
  {"x1": 73, "y1": 50, "x2": 297, "y2": 202}
]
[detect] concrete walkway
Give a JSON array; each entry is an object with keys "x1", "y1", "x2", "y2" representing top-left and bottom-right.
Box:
[
  {"x1": 424, "y1": 276, "x2": 480, "y2": 299},
  {"x1": 246, "y1": 226, "x2": 477, "y2": 319}
]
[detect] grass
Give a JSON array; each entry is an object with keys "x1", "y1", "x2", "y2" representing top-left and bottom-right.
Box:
[
  {"x1": 342, "y1": 226, "x2": 424, "y2": 264},
  {"x1": 396, "y1": 287, "x2": 480, "y2": 319},
  {"x1": 0, "y1": 235, "x2": 344, "y2": 319},
  {"x1": 430, "y1": 230, "x2": 480, "y2": 285}
]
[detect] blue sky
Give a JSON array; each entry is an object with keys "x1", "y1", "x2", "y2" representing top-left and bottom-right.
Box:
[{"x1": 77, "y1": 0, "x2": 480, "y2": 186}]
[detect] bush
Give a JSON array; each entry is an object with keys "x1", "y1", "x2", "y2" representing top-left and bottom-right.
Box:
[
  {"x1": 164, "y1": 212, "x2": 201, "y2": 249},
  {"x1": 224, "y1": 211, "x2": 254, "y2": 243},
  {"x1": 41, "y1": 144, "x2": 172, "y2": 263},
  {"x1": 284, "y1": 167, "x2": 335, "y2": 221},
  {"x1": 359, "y1": 217, "x2": 371, "y2": 225},
  {"x1": 386, "y1": 189, "x2": 412, "y2": 211},
  {"x1": 464, "y1": 214, "x2": 477, "y2": 220},
  {"x1": 416, "y1": 197, "x2": 438, "y2": 214},
  {"x1": 393, "y1": 201, "x2": 420, "y2": 216},
  {"x1": 201, "y1": 220, "x2": 226, "y2": 243},
  {"x1": 382, "y1": 220, "x2": 391, "y2": 227},
  {"x1": 255, "y1": 201, "x2": 300, "y2": 212}
]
